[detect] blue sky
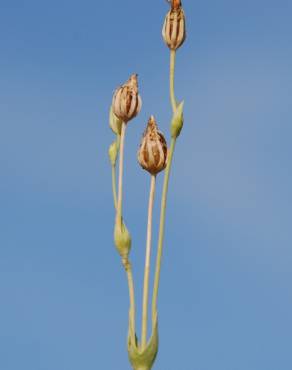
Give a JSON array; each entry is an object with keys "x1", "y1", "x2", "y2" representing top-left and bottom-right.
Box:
[{"x1": 1, "y1": 1, "x2": 292, "y2": 369}]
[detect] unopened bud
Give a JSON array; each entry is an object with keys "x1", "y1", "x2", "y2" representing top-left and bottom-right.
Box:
[
  {"x1": 138, "y1": 116, "x2": 168, "y2": 175},
  {"x1": 114, "y1": 220, "x2": 131, "y2": 259},
  {"x1": 112, "y1": 74, "x2": 142, "y2": 123},
  {"x1": 108, "y1": 141, "x2": 118, "y2": 166},
  {"x1": 162, "y1": 0, "x2": 186, "y2": 50},
  {"x1": 109, "y1": 106, "x2": 122, "y2": 135},
  {"x1": 170, "y1": 101, "x2": 184, "y2": 138}
]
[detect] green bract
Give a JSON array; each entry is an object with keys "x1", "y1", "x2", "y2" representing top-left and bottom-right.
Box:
[
  {"x1": 108, "y1": 141, "x2": 118, "y2": 166},
  {"x1": 170, "y1": 100, "x2": 184, "y2": 138},
  {"x1": 109, "y1": 106, "x2": 122, "y2": 135},
  {"x1": 114, "y1": 220, "x2": 131, "y2": 259},
  {"x1": 128, "y1": 312, "x2": 159, "y2": 370}
]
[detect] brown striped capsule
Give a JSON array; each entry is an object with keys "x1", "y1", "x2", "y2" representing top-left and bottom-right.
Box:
[
  {"x1": 112, "y1": 74, "x2": 142, "y2": 123},
  {"x1": 162, "y1": 0, "x2": 186, "y2": 50},
  {"x1": 138, "y1": 116, "x2": 168, "y2": 175}
]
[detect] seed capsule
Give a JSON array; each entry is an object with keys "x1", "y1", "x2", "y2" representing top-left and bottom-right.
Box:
[
  {"x1": 162, "y1": 0, "x2": 186, "y2": 50},
  {"x1": 138, "y1": 116, "x2": 168, "y2": 175},
  {"x1": 112, "y1": 74, "x2": 142, "y2": 123}
]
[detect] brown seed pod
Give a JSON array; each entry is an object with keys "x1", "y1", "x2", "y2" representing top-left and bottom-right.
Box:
[
  {"x1": 138, "y1": 116, "x2": 168, "y2": 175},
  {"x1": 112, "y1": 74, "x2": 142, "y2": 123},
  {"x1": 162, "y1": 1, "x2": 186, "y2": 50}
]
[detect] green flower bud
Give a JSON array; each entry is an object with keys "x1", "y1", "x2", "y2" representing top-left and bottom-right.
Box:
[
  {"x1": 170, "y1": 101, "x2": 184, "y2": 138},
  {"x1": 108, "y1": 141, "x2": 118, "y2": 166},
  {"x1": 109, "y1": 106, "x2": 122, "y2": 135},
  {"x1": 114, "y1": 220, "x2": 131, "y2": 259}
]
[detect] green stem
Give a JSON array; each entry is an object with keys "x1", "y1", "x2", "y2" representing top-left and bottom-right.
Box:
[
  {"x1": 116, "y1": 122, "x2": 126, "y2": 227},
  {"x1": 141, "y1": 175, "x2": 156, "y2": 349},
  {"x1": 111, "y1": 135, "x2": 121, "y2": 210},
  {"x1": 152, "y1": 138, "x2": 176, "y2": 320},
  {"x1": 170, "y1": 49, "x2": 177, "y2": 113},
  {"x1": 116, "y1": 122, "x2": 136, "y2": 334},
  {"x1": 152, "y1": 49, "x2": 178, "y2": 320},
  {"x1": 116, "y1": 133, "x2": 121, "y2": 151},
  {"x1": 111, "y1": 165, "x2": 117, "y2": 210},
  {"x1": 123, "y1": 258, "x2": 136, "y2": 335}
]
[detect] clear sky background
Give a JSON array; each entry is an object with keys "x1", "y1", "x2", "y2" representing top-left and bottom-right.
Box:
[{"x1": 1, "y1": 1, "x2": 292, "y2": 369}]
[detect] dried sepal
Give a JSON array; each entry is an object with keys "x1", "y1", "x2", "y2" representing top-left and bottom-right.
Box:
[
  {"x1": 138, "y1": 116, "x2": 168, "y2": 175},
  {"x1": 162, "y1": 0, "x2": 186, "y2": 50},
  {"x1": 112, "y1": 74, "x2": 142, "y2": 123}
]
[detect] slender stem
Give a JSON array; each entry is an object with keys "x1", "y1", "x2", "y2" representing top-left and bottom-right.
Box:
[
  {"x1": 123, "y1": 258, "x2": 136, "y2": 335},
  {"x1": 152, "y1": 138, "x2": 176, "y2": 320},
  {"x1": 116, "y1": 122, "x2": 126, "y2": 227},
  {"x1": 115, "y1": 122, "x2": 136, "y2": 334},
  {"x1": 111, "y1": 165, "x2": 117, "y2": 210},
  {"x1": 111, "y1": 134, "x2": 121, "y2": 210},
  {"x1": 141, "y1": 175, "x2": 156, "y2": 349},
  {"x1": 116, "y1": 133, "x2": 121, "y2": 149},
  {"x1": 152, "y1": 49, "x2": 178, "y2": 320},
  {"x1": 170, "y1": 49, "x2": 177, "y2": 113}
]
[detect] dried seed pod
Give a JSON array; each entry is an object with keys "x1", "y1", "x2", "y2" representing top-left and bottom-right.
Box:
[
  {"x1": 112, "y1": 74, "x2": 142, "y2": 123},
  {"x1": 138, "y1": 116, "x2": 168, "y2": 175},
  {"x1": 162, "y1": 0, "x2": 186, "y2": 50}
]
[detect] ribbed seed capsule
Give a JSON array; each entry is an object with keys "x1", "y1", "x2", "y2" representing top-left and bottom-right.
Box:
[
  {"x1": 138, "y1": 116, "x2": 168, "y2": 175},
  {"x1": 162, "y1": 0, "x2": 186, "y2": 50},
  {"x1": 112, "y1": 74, "x2": 142, "y2": 123}
]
